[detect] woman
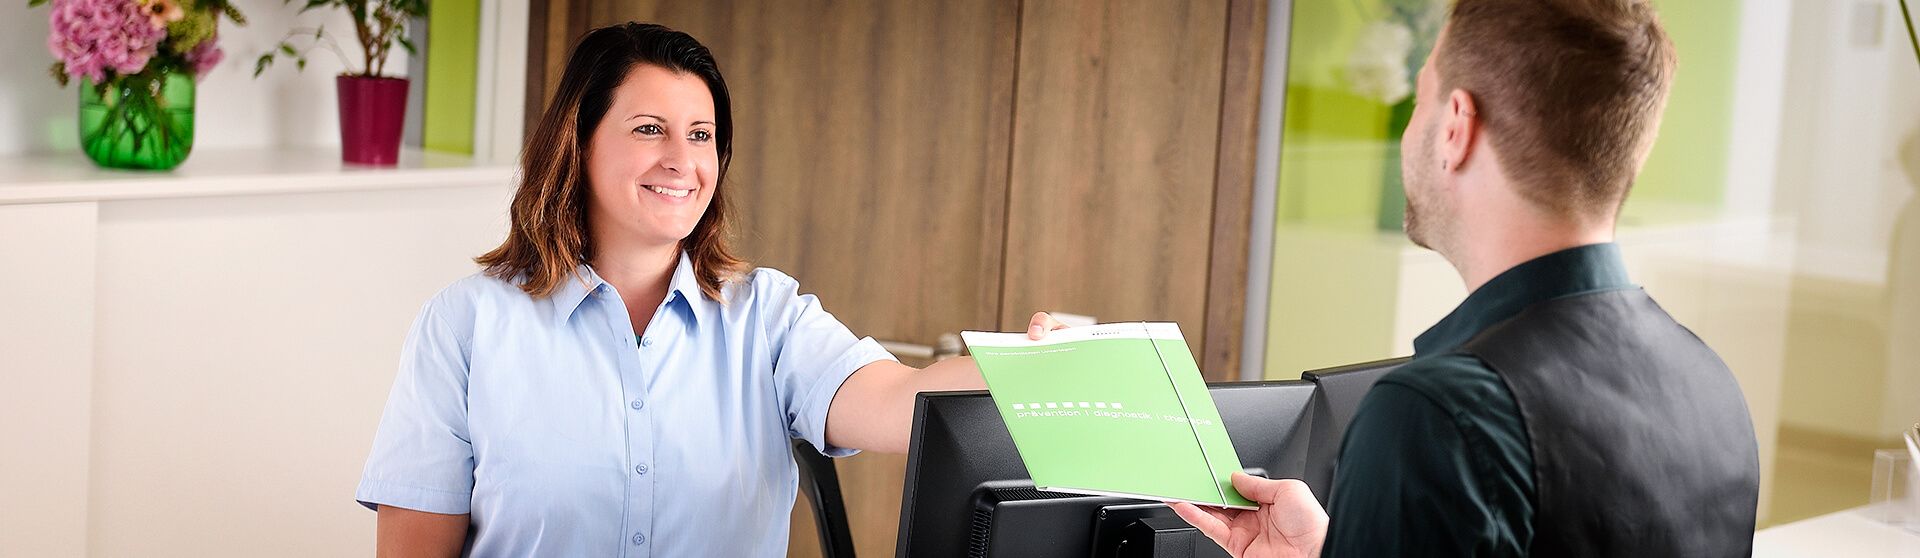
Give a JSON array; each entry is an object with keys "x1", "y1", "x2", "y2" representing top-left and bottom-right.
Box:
[{"x1": 355, "y1": 22, "x2": 1060, "y2": 556}]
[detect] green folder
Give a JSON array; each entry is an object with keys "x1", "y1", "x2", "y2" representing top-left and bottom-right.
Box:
[{"x1": 962, "y1": 322, "x2": 1257, "y2": 509}]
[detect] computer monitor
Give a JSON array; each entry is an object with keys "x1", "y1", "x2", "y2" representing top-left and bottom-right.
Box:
[
  {"x1": 893, "y1": 381, "x2": 1318, "y2": 558},
  {"x1": 1298, "y1": 356, "x2": 1409, "y2": 506}
]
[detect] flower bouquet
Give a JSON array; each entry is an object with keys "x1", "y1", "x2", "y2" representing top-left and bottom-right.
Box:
[{"x1": 33, "y1": 0, "x2": 244, "y2": 170}]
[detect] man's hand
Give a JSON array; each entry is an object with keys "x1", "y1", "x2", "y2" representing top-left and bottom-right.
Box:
[
  {"x1": 1168, "y1": 472, "x2": 1329, "y2": 558},
  {"x1": 1023, "y1": 315, "x2": 1324, "y2": 557}
]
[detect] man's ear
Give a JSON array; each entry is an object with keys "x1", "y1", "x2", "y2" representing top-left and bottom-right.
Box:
[{"x1": 1443, "y1": 89, "x2": 1480, "y2": 173}]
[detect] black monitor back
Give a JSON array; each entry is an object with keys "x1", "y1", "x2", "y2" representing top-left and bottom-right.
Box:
[
  {"x1": 894, "y1": 381, "x2": 1317, "y2": 558},
  {"x1": 1298, "y1": 357, "x2": 1410, "y2": 505}
]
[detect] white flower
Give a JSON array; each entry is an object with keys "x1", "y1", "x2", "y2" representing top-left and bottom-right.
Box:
[{"x1": 1345, "y1": 21, "x2": 1416, "y2": 105}]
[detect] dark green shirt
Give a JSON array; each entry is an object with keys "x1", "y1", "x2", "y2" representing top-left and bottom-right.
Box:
[{"x1": 1321, "y1": 243, "x2": 1636, "y2": 557}]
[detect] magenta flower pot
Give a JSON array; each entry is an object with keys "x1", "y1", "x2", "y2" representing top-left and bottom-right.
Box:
[{"x1": 336, "y1": 75, "x2": 408, "y2": 166}]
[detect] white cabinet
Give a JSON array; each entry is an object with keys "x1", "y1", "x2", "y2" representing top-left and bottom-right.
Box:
[{"x1": 0, "y1": 148, "x2": 513, "y2": 557}]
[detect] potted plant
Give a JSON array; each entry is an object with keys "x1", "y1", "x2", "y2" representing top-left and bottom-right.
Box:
[
  {"x1": 255, "y1": 0, "x2": 427, "y2": 166},
  {"x1": 30, "y1": 0, "x2": 244, "y2": 170}
]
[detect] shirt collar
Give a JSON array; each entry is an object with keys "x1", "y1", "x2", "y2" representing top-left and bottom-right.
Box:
[
  {"x1": 550, "y1": 251, "x2": 711, "y2": 326},
  {"x1": 664, "y1": 252, "x2": 712, "y2": 325},
  {"x1": 1412, "y1": 242, "x2": 1634, "y2": 356}
]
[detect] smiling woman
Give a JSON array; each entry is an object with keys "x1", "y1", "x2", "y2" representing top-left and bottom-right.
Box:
[
  {"x1": 353, "y1": 22, "x2": 1062, "y2": 557},
  {"x1": 579, "y1": 65, "x2": 729, "y2": 315},
  {"x1": 476, "y1": 23, "x2": 744, "y2": 305}
]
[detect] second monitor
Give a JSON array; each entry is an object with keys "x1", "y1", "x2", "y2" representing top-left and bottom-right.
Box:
[
  {"x1": 894, "y1": 381, "x2": 1314, "y2": 558},
  {"x1": 892, "y1": 357, "x2": 1408, "y2": 558}
]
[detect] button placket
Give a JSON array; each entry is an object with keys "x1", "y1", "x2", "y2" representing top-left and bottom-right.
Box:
[{"x1": 601, "y1": 290, "x2": 654, "y2": 557}]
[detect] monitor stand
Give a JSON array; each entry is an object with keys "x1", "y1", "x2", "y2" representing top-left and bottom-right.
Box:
[{"x1": 1091, "y1": 503, "x2": 1232, "y2": 558}]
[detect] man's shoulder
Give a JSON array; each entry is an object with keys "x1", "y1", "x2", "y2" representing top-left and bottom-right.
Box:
[
  {"x1": 1359, "y1": 353, "x2": 1533, "y2": 466},
  {"x1": 1328, "y1": 353, "x2": 1538, "y2": 556},
  {"x1": 1372, "y1": 353, "x2": 1515, "y2": 416}
]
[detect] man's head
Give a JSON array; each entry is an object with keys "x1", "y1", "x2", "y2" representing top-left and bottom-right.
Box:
[{"x1": 1400, "y1": 0, "x2": 1677, "y2": 254}]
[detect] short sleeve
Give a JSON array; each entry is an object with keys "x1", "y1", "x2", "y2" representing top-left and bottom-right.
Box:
[
  {"x1": 755, "y1": 270, "x2": 898, "y2": 458},
  {"x1": 354, "y1": 295, "x2": 477, "y2": 514},
  {"x1": 1321, "y1": 362, "x2": 1533, "y2": 557}
]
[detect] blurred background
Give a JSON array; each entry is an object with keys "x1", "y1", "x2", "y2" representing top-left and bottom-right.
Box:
[
  {"x1": 1255, "y1": 0, "x2": 1920, "y2": 534},
  {"x1": 0, "y1": 0, "x2": 1913, "y2": 556}
]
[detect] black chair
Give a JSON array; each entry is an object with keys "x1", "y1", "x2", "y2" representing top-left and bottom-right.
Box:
[{"x1": 792, "y1": 439, "x2": 858, "y2": 558}]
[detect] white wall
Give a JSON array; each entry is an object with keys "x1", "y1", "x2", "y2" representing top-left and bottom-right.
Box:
[
  {"x1": 1778, "y1": 0, "x2": 1915, "y2": 284},
  {"x1": 0, "y1": 0, "x2": 411, "y2": 156},
  {"x1": 0, "y1": 3, "x2": 532, "y2": 553},
  {"x1": 1771, "y1": 0, "x2": 1920, "y2": 441}
]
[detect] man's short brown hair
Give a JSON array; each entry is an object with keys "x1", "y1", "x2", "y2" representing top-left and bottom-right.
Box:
[{"x1": 1436, "y1": 0, "x2": 1677, "y2": 220}]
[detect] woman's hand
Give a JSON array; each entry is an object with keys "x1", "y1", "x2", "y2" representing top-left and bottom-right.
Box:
[{"x1": 1026, "y1": 311, "x2": 1070, "y2": 339}]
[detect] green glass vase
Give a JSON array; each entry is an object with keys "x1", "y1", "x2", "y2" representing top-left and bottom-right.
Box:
[{"x1": 78, "y1": 71, "x2": 196, "y2": 171}]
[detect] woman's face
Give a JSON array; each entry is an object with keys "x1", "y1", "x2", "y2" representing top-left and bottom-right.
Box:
[{"x1": 584, "y1": 64, "x2": 720, "y2": 251}]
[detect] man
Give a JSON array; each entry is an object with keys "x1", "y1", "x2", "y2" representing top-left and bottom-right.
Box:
[{"x1": 1168, "y1": 0, "x2": 1760, "y2": 556}]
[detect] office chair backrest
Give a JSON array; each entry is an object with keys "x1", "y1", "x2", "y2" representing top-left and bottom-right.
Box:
[
  {"x1": 792, "y1": 439, "x2": 858, "y2": 558},
  {"x1": 1300, "y1": 356, "x2": 1411, "y2": 505}
]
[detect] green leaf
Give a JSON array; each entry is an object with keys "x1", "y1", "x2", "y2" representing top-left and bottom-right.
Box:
[
  {"x1": 28, "y1": 0, "x2": 51, "y2": 7},
  {"x1": 48, "y1": 62, "x2": 68, "y2": 88},
  {"x1": 279, "y1": 43, "x2": 298, "y2": 57},
  {"x1": 223, "y1": 3, "x2": 247, "y2": 26},
  {"x1": 396, "y1": 35, "x2": 415, "y2": 55},
  {"x1": 1901, "y1": 0, "x2": 1920, "y2": 67},
  {"x1": 296, "y1": 58, "x2": 306, "y2": 71},
  {"x1": 253, "y1": 54, "x2": 273, "y2": 77},
  {"x1": 300, "y1": 0, "x2": 330, "y2": 13}
]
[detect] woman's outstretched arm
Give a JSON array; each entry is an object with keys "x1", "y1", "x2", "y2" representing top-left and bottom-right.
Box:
[
  {"x1": 376, "y1": 506, "x2": 468, "y2": 558},
  {"x1": 825, "y1": 312, "x2": 1067, "y2": 453}
]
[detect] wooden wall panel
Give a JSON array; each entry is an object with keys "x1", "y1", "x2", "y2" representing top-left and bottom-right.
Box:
[
  {"x1": 564, "y1": 1, "x2": 1019, "y2": 363},
  {"x1": 542, "y1": 2, "x2": 1020, "y2": 557},
  {"x1": 999, "y1": 0, "x2": 1231, "y2": 375},
  {"x1": 524, "y1": 0, "x2": 1266, "y2": 555},
  {"x1": 1204, "y1": 0, "x2": 1269, "y2": 380}
]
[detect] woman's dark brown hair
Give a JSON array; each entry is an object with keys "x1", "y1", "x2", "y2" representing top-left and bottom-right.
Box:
[{"x1": 477, "y1": 22, "x2": 746, "y2": 302}]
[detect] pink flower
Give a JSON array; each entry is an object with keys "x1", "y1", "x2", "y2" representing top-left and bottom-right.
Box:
[
  {"x1": 184, "y1": 37, "x2": 223, "y2": 78},
  {"x1": 46, "y1": 0, "x2": 165, "y2": 84},
  {"x1": 139, "y1": 0, "x2": 184, "y2": 29}
]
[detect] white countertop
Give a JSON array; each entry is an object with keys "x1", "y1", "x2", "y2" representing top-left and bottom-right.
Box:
[
  {"x1": 0, "y1": 147, "x2": 516, "y2": 205},
  {"x1": 1755, "y1": 505, "x2": 1920, "y2": 557}
]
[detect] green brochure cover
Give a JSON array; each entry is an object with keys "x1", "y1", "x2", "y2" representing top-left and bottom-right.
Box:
[{"x1": 962, "y1": 322, "x2": 1257, "y2": 509}]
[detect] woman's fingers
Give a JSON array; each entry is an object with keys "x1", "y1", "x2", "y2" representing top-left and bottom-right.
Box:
[{"x1": 1026, "y1": 311, "x2": 1068, "y2": 340}]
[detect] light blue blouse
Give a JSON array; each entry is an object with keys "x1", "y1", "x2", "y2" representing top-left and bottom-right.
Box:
[{"x1": 355, "y1": 253, "x2": 896, "y2": 556}]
